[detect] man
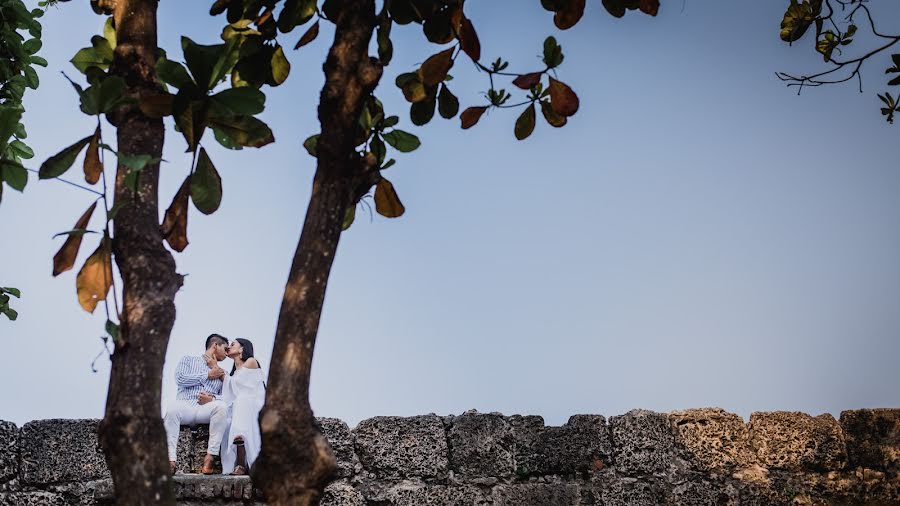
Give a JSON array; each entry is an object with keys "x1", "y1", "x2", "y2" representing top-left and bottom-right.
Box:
[{"x1": 163, "y1": 334, "x2": 229, "y2": 474}]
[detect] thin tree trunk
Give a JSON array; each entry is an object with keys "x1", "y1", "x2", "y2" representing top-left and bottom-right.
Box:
[
  {"x1": 97, "y1": 1, "x2": 178, "y2": 504},
  {"x1": 254, "y1": 1, "x2": 381, "y2": 503}
]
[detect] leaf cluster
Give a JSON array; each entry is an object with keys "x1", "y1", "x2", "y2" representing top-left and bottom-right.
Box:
[{"x1": 0, "y1": 286, "x2": 20, "y2": 321}]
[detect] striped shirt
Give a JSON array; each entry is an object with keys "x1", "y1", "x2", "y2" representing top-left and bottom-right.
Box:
[{"x1": 174, "y1": 355, "x2": 223, "y2": 403}]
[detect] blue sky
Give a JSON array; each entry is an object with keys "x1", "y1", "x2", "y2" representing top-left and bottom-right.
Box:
[{"x1": 1, "y1": 2, "x2": 899, "y2": 426}]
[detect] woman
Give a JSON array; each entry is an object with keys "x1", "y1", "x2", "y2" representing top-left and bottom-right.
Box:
[{"x1": 221, "y1": 338, "x2": 266, "y2": 475}]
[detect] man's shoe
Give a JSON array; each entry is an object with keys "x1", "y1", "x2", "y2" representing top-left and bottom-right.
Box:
[{"x1": 201, "y1": 454, "x2": 217, "y2": 475}]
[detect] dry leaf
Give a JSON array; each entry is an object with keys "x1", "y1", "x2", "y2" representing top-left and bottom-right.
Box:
[
  {"x1": 76, "y1": 237, "x2": 113, "y2": 313},
  {"x1": 53, "y1": 202, "x2": 97, "y2": 276},
  {"x1": 161, "y1": 175, "x2": 191, "y2": 252}
]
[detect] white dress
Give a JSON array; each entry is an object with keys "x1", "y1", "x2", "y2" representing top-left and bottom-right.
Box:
[{"x1": 220, "y1": 366, "x2": 266, "y2": 472}]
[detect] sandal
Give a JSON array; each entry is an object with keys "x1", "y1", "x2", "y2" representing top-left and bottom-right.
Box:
[{"x1": 230, "y1": 465, "x2": 247, "y2": 476}]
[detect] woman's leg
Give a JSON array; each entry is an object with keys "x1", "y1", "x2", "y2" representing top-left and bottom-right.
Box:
[{"x1": 231, "y1": 436, "x2": 247, "y2": 474}]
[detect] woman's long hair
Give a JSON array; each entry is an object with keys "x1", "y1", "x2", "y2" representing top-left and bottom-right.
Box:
[{"x1": 230, "y1": 338, "x2": 262, "y2": 376}]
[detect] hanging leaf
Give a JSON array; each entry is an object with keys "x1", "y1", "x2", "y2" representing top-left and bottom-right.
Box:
[
  {"x1": 779, "y1": 0, "x2": 820, "y2": 43},
  {"x1": 97, "y1": 76, "x2": 126, "y2": 113},
  {"x1": 460, "y1": 106, "x2": 488, "y2": 129},
  {"x1": 209, "y1": 115, "x2": 275, "y2": 148},
  {"x1": 513, "y1": 72, "x2": 542, "y2": 90},
  {"x1": 540, "y1": 100, "x2": 567, "y2": 127},
  {"x1": 410, "y1": 96, "x2": 436, "y2": 126},
  {"x1": 514, "y1": 103, "x2": 536, "y2": 140},
  {"x1": 0, "y1": 160, "x2": 28, "y2": 192},
  {"x1": 161, "y1": 175, "x2": 191, "y2": 252},
  {"x1": 438, "y1": 85, "x2": 459, "y2": 119},
  {"x1": 554, "y1": 0, "x2": 585, "y2": 29},
  {"x1": 84, "y1": 125, "x2": 102, "y2": 185},
  {"x1": 420, "y1": 47, "x2": 454, "y2": 87},
  {"x1": 75, "y1": 236, "x2": 114, "y2": 313},
  {"x1": 374, "y1": 178, "x2": 405, "y2": 218},
  {"x1": 542, "y1": 36, "x2": 564, "y2": 68},
  {"x1": 39, "y1": 135, "x2": 93, "y2": 179},
  {"x1": 211, "y1": 87, "x2": 266, "y2": 115},
  {"x1": 190, "y1": 148, "x2": 223, "y2": 215},
  {"x1": 270, "y1": 45, "x2": 291, "y2": 85},
  {"x1": 294, "y1": 20, "x2": 320, "y2": 49},
  {"x1": 139, "y1": 93, "x2": 175, "y2": 118},
  {"x1": 377, "y1": 17, "x2": 393, "y2": 65},
  {"x1": 549, "y1": 77, "x2": 579, "y2": 117},
  {"x1": 157, "y1": 59, "x2": 196, "y2": 91},
  {"x1": 277, "y1": 0, "x2": 317, "y2": 33},
  {"x1": 459, "y1": 16, "x2": 481, "y2": 61},
  {"x1": 303, "y1": 134, "x2": 319, "y2": 157},
  {"x1": 382, "y1": 130, "x2": 421, "y2": 152},
  {"x1": 342, "y1": 205, "x2": 356, "y2": 231},
  {"x1": 173, "y1": 93, "x2": 210, "y2": 152},
  {"x1": 53, "y1": 202, "x2": 98, "y2": 276}
]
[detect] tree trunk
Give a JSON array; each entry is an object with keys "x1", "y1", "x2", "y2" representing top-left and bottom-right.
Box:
[
  {"x1": 97, "y1": 1, "x2": 179, "y2": 504},
  {"x1": 253, "y1": 1, "x2": 382, "y2": 504}
]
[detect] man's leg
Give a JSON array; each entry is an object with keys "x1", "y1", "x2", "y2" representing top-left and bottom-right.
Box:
[
  {"x1": 195, "y1": 400, "x2": 228, "y2": 473},
  {"x1": 163, "y1": 400, "x2": 194, "y2": 469}
]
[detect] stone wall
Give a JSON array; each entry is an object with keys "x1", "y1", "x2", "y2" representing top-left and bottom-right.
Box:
[{"x1": 0, "y1": 408, "x2": 898, "y2": 505}]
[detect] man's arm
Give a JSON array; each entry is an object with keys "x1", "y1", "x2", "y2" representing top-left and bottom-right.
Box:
[{"x1": 174, "y1": 357, "x2": 206, "y2": 388}]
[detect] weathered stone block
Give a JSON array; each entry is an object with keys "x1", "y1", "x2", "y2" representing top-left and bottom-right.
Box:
[
  {"x1": 361, "y1": 480, "x2": 490, "y2": 505},
  {"x1": 670, "y1": 479, "x2": 739, "y2": 506},
  {"x1": 491, "y1": 482, "x2": 582, "y2": 506},
  {"x1": 18, "y1": 419, "x2": 109, "y2": 484},
  {"x1": 840, "y1": 408, "x2": 900, "y2": 472},
  {"x1": 0, "y1": 422, "x2": 16, "y2": 483},
  {"x1": 174, "y1": 475, "x2": 254, "y2": 500},
  {"x1": 318, "y1": 417, "x2": 357, "y2": 478},
  {"x1": 509, "y1": 414, "x2": 611, "y2": 476},
  {"x1": 176, "y1": 425, "x2": 216, "y2": 474},
  {"x1": 321, "y1": 480, "x2": 365, "y2": 506},
  {"x1": 748, "y1": 412, "x2": 847, "y2": 471},
  {"x1": 447, "y1": 412, "x2": 514, "y2": 478},
  {"x1": 353, "y1": 415, "x2": 449, "y2": 479},
  {"x1": 670, "y1": 408, "x2": 755, "y2": 473},
  {"x1": 0, "y1": 491, "x2": 69, "y2": 506},
  {"x1": 609, "y1": 410, "x2": 675, "y2": 475},
  {"x1": 46, "y1": 478, "x2": 114, "y2": 506},
  {"x1": 591, "y1": 473, "x2": 668, "y2": 506}
]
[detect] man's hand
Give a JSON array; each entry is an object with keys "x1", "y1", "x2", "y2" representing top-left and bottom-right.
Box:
[
  {"x1": 203, "y1": 352, "x2": 217, "y2": 368},
  {"x1": 198, "y1": 391, "x2": 215, "y2": 405},
  {"x1": 207, "y1": 366, "x2": 225, "y2": 380}
]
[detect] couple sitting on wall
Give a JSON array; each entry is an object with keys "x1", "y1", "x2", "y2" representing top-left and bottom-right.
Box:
[{"x1": 163, "y1": 334, "x2": 265, "y2": 476}]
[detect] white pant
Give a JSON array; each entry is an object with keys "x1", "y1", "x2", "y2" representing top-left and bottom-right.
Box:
[{"x1": 163, "y1": 399, "x2": 228, "y2": 461}]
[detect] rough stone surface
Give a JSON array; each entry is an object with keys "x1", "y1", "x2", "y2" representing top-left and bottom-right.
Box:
[
  {"x1": 46, "y1": 478, "x2": 114, "y2": 506},
  {"x1": 18, "y1": 419, "x2": 109, "y2": 484},
  {"x1": 840, "y1": 408, "x2": 900, "y2": 472},
  {"x1": 670, "y1": 478, "x2": 739, "y2": 506},
  {"x1": 592, "y1": 472, "x2": 668, "y2": 506},
  {"x1": 609, "y1": 410, "x2": 675, "y2": 475},
  {"x1": 0, "y1": 491, "x2": 69, "y2": 506},
  {"x1": 177, "y1": 425, "x2": 219, "y2": 474},
  {"x1": 749, "y1": 411, "x2": 847, "y2": 472},
  {"x1": 174, "y1": 475, "x2": 255, "y2": 501},
  {"x1": 509, "y1": 414, "x2": 611, "y2": 477},
  {"x1": 353, "y1": 415, "x2": 449, "y2": 479},
  {"x1": 670, "y1": 408, "x2": 755, "y2": 473},
  {"x1": 447, "y1": 411, "x2": 514, "y2": 478},
  {"x1": 318, "y1": 417, "x2": 357, "y2": 479},
  {"x1": 0, "y1": 422, "x2": 15, "y2": 484},
  {"x1": 491, "y1": 482, "x2": 582, "y2": 505},
  {"x1": 321, "y1": 480, "x2": 365, "y2": 506},
  {"x1": 360, "y1": 479, "x2": 490, "y2": 505}
]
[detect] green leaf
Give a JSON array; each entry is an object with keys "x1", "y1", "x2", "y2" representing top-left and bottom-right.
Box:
[
  {"x1": 190, "y1": 147, "x2": 223, "y2": 215},
  {"x1": 410, "y1": 96, "x2": 436, "y2": 126},
  {"x1": 157, "y1": 59, "x2": 196, "y2": 91},
  {"x1": 371, "y1": 135, "x2": 386, "y2": 165},
  {"x1": 24, "y1": 66, "x2": 39, "y2": 89},
  {"x1": 270, "y1": 45, "x2": 290, "y2": 86},
  {"x1": 182, "y1": 37, "x2": 237, "y2": 92},
  {"x1": 438, "y1": 85, "x2": 459, "y2": 119},
  {"x1": 377, "y1": 18, "x2": 393, "y2": 65},
  {"x1": 0, "y1": 287, "x2": 21, "y2": 298},
  {"x1": 382, "y1": 130, "x2": 421, "y2": 152},
  {"x1": 209, "y1": 115, "x2": 275, "y2": 148},
  {"x1": 9, "y1": 140, "x2": 34, "y2": 159},
  {"x1": 780, "y1": 0, "x2": 821, "y2": 43},
  {"x1": 278, "y1": 0, "x2": 317, "y2": 33},
  {"x1": 23, "y1": 38, "x2": 41, "y2": 55},
  {"x1": 97, "y1": 76, "x2": 126, "y2": 113},
  {"x1": 341, "y1": 205, "x2": 355, "y2": 231},
  {"x1": 39, "y1": 136, "x2": 93, "y2": 179},
  {"x1": 105, "y1": 319, "x2": 120, "y2": 340},
  {"x1": 1, "y1": 161, "x2": 28, "y2": 191},
  {"x1": 118, "y1": 153, "x2": 159, "y2": 171},
  {"x1": 103, "y1": 17, "x2": 116, "y2": 48},
  {"x1": 303, "y1": 134, "x2": 319, "y2": 157},
  {"x1": 2, "y1": 308, "x2": 18, "y2": 321},
  {"x1": 514, "y1": 102, "x2": 536, "y2": 140},
  {"x1": 29, "y1": 55, "x2": 48, "y2": 67},
  {"x1": 542, "y1": 36, "x2": 564, "y2": 68},
  {"x1": 211, "y1": 87, "x2": 265, "y2": 115}
]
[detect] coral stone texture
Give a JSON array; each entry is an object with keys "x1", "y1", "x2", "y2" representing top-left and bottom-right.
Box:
[{"x1": 0, "y1": 408, "x2": 898, "y2": 505}]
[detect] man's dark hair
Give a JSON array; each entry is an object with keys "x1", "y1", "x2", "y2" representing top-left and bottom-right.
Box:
[{"x1": 205, "y1": 333, "x2": 228, "y2": 350}]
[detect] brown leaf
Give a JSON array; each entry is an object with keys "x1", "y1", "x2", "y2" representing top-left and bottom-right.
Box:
[
  {"x1": 294, "y1": 20, "x2": 319, "y2": 49},
  {"x1": 458, "y1": 16, "x2": 480, "y2": 61},
  {"x1": 512, "y1": 72, "x2": 542, "y2": 90},
  {"x1": 639, "y1": 0, "x2": 659, "y2": 16},
  {"x1": 160, "y1": 175, "x2": 191, "y2": 252},
  {"x1": 460, "y1": 106, "x2": 488, "y2": 129},
  {"x1": 514, "y1": 102, "x2": 536, "y2": 140},
  {"x1": 139, "y1": 93, "x2": 174, "y2": 118},
  {"x1": 420, "y1": 47, "x2": 455, "y2": 87},
  {"x1": 554, "y1": 0, "x2": 585, "y2": 29},
  {"x1": 549, "y1": 77, "x2": 579, "y2": 117},
  {"x1": 83, "y1": 126, "x2": 102, "y2": 185},
  {"x1": 374, "y1": 178, "x2": 405, "y2": 218},
  {"x1": 540, "y1": 100, "x2": 567, "y2": 128},
  {"x1": 75, "y1": 236, "x2": 113, "y2": 314},
  {"x1": 53, "y1": 202, "x2": 98, "y2": 276}
]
